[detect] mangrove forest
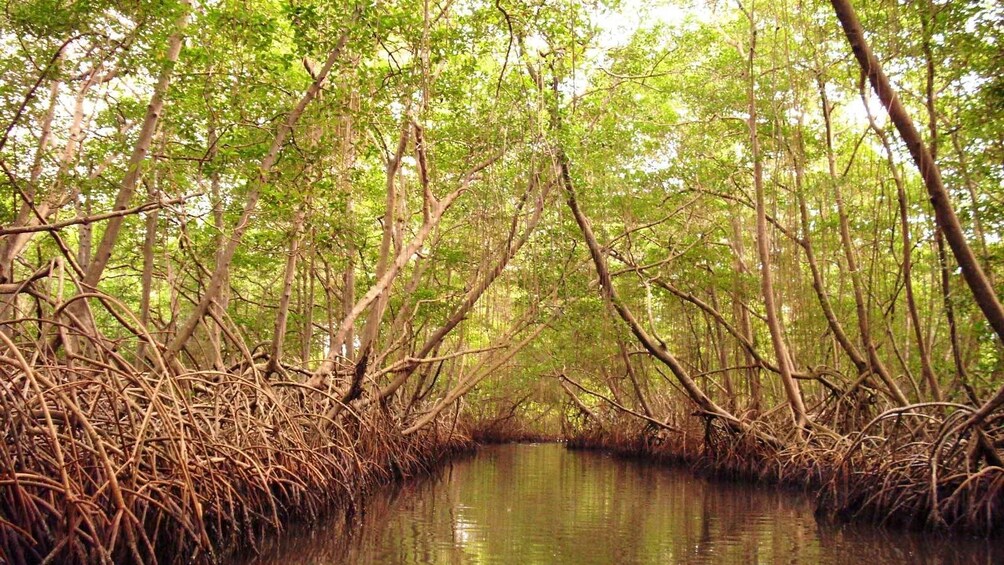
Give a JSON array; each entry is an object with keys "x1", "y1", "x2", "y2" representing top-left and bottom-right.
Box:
[{"x1": 0, "y1": 0, "x2": 1002, "y2": 562}]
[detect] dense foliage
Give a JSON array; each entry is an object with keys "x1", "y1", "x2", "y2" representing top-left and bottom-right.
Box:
[{"x1": 1, "y1": 0, "x2": 1002, "y2": 561}]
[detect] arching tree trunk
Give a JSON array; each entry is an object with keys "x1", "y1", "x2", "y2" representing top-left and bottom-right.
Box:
[
  {"x1": 828, "y1": 0, "x2": 1004, "y2": 424},
  {"x1": 828, "y1": 0, "x2": 1004, "y2": 343},
  {"x1": 561, "y1": 149, "x2": 746, "y2": 432}
]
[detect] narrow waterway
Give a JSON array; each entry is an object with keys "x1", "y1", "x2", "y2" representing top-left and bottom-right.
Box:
[{"x1": 242, "y1": 443, "x2": 998, "y2": 564}]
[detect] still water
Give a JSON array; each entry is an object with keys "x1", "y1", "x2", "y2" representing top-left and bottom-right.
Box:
[{"x1": 243, "y1": 443, "x2": 998, "y2": 564}]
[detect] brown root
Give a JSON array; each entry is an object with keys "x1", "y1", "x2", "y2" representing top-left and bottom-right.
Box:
[{"x1": 0, "y1": 319, "x2": 475, "y2": 564}]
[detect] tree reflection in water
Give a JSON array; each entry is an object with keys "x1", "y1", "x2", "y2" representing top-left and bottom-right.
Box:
[{"x1": 242, "y1": 444, "x2": 999, "y2": 565}]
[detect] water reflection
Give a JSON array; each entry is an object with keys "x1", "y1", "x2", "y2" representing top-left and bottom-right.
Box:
[{"x1": 242, "y1": 444, "x2": 999, "y2": 564}]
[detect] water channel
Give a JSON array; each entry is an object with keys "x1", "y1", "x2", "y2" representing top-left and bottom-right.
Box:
[{"x1": 242, "y1": 443, "x2": 998, "y2": 564}]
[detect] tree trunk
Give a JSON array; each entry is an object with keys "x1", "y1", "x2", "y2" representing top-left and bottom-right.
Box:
[
  {"x1": 301, "y1": 230, "x2": 316, "y2": 365},
  {"x1": 818, "y1": 76, "x2": 909, "y2": 405},
  {"x1": 372, "y1": 171, "x2": 544, "y2": 403},
  {"x1": 356, "y1": 120, "x2": 410, "y2": 360},
  {"x1": 829, "y1": 0, "x2": 1004, "y2": 344},
  {"x1": 729, "y1": 214, "x2": 761, "y2": 412},
  {"x1": 746, "y1": 25, "x2": 808, "y2": 428},
  {"x1": 136, "y1": 174, "x2": 160, "y2": 364},
  {"x1": 265, "y1": 207, "x2": 305, "y2": 377},
  {"x1": 163, "y1": 17, "x2": 356, "y2": 364},
  {"x1": 859, "y1": 82, "x2": 941, "y2": 401},
  {"x1": 829, "y1": 0, "x2": 1004, "y2": 424},
  {"x1": 81, "y1": 6, "x2": 190, "y2": 291},
  {"x1": 207, "y1": 122, "x2": 228, "y2": 371},
  {"x1": 561, "y1": 149, "x2": 744, "y2": 431}
]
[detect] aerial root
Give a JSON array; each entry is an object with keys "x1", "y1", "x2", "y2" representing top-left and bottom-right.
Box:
[
  {"x1": 563, "y1": 404, "x2": 1003, "y2": 536},
  {"x1": 0, "y1": 322, "x2": 475, "y2": 564}
]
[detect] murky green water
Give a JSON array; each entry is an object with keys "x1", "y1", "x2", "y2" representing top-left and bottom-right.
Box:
[{"x1": 243, "y1": 443, "x2": 998, "y2": 564}]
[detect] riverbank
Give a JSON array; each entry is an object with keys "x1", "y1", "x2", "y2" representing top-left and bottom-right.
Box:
[
  {"x1": 4, "y1": 351, "x2": 1000, "y2": 565},
  {"x1": 0, "y1": 361, "x2": 477, "y2": 565},
  {"x1": 563, "y1": 410, "x2": 1003, "y2": 537}
]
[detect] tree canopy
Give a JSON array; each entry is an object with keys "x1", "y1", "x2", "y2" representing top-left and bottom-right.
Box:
[{"x1": 1, "y1": 0, "x2": 1003, "y2": 560}]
